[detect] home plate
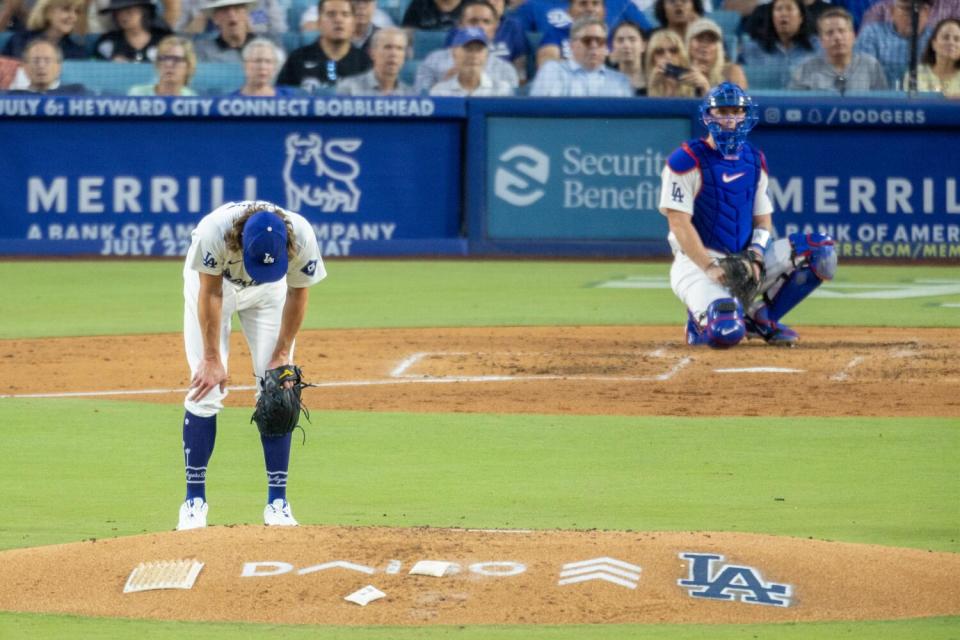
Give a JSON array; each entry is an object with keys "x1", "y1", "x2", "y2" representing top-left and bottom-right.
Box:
[{"x1": 713, "y1": 367, "x2": 804, "y2": 374}]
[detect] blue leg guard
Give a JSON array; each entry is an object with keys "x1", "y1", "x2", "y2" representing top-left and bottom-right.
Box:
[
  {"x1": 747, "y1": 233, "x2": 837, "y2": 346},
  {"x1": 703, "y1": 299, "x2": 745, "y2": 349},
  {"x1": 767, "y1": 232, "x2": 837, "y2": 321}
]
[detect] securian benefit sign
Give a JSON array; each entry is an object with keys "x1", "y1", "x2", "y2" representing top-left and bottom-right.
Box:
[{"x1": 485, "y1": 116, "x2": 690, "y2": 242}]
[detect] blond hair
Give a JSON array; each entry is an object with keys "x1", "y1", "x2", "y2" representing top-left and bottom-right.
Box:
[
  {"x1": 27, "y1": 0, "x2": 84, "y2": 32},
  {"x1": 685, "y1": 18, "x2": 726, "y2": 85},
  {"x1": 156, "y1": 35, "x2": 198, "y2": 82},
  {"x1": 645, "y1": 29, "x2": 696, "y2": 97}
]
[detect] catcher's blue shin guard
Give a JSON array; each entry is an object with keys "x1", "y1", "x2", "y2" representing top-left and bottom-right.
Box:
[
  {"x1": 702, "y1": 299, "x2": 745, "y2": 348},
  {"x1": 747, "y1": 232, "x2": 836, "y2": 345}
]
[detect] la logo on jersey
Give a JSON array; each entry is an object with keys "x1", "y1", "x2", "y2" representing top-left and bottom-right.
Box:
[
  {"x1": 263, "y1": 253, "x2": 275, "y2": 264},
  {"x1": 671, "y1": 182, "x2": 684, "y2": 203},
  {"x1": 677, "y1": 553, "x2": 792, "y2": 607}
]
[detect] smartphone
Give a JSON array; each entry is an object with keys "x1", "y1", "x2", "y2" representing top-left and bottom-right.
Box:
[{"x1": 663, "y1": 63, "x2": 689, "y2": 79}]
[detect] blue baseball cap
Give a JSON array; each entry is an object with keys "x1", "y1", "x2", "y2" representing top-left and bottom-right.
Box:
[
  {"x1": 451, "y1": 27, "x2": 488, "y2": 48},
  {"x1": 242, "y1": 210, "x2": 288, "y2": 283}
]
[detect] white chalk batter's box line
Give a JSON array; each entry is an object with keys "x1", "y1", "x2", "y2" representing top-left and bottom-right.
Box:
[
  {"x1": 389, "y1": 350, "x2": 692, "y2": 383},
  {"x1": 0, "y1": 347, "x2": 916, "y2": 400}
]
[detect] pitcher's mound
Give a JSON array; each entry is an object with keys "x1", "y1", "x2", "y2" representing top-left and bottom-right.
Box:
[{"x1": 0, "y1": 526, "x2": 957, "y2": 625}]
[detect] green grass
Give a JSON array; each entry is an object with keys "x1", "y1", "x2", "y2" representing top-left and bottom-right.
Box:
[
  {"x1": 1, "y1": 401, "x2": 956, "y2": 553},
  {"x1": 0, "y1": 260, "x2": 958, "y2": 639},
  {"x1": 2, "y1": 613, "x2": 959, "y2": 640},
  {"x1": 0, "y1": 261, "x2": 958, "y2": 338}
]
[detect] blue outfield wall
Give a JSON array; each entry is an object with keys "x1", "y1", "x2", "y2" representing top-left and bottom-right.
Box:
[{"x1": 1, "y1": 95, "x2": 958, "y2": 259}]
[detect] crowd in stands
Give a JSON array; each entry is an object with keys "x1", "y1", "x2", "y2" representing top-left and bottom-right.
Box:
[{"x1": 0, "y1": 0, "x2": 957, "y2": 96}]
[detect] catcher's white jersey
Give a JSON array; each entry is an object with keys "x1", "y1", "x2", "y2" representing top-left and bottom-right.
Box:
[{"x1": 182, "y1": 201, "x2": 326, "y2": 417}]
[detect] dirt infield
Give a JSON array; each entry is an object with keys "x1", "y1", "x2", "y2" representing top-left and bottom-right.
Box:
[
  {"x1": 1, "y1": 325, "x2": 957, "y2": 625},
  {"x1": 1, "y1": 526, "x2": 959, "y2": 625},
  {"x1": 1, "y1": 325, "x2": 957, "y2": 416}
]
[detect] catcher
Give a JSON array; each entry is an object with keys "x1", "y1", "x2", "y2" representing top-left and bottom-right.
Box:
[
  {"x1": 176, "y1": 200, "x2": 325, "y2": 531},
  {"x1": 659, "y1": 82, "x2": 837, "y2": 348}
]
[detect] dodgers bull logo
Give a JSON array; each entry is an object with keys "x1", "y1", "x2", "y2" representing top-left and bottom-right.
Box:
[{"x1": 283, "y1": 133, "x2": 362, "y2": 213}]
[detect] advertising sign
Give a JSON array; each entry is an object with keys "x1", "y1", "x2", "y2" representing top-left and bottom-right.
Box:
[
  {"x1": 485, "y1": 116, "x2": 690, "y2": 242},
  {"x1": 754, "y1": 128, "x2": 960, "y2": 259},
  {"x1": 0, "y1": 104, "x2": 461, "y2": 257}
]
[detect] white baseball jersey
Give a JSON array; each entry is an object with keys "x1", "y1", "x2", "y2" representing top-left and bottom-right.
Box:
[
  {"x1": 186, "y1": 201, "x2": 327, "y2": 289},
  {"x1": 182, "y1": 201, "x2": 326, "y2": 417}
]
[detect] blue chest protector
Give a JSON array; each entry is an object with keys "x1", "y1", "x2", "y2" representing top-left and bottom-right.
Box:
[{"x1": 683, "y1": 139, "x2": 762, "y2": 254}]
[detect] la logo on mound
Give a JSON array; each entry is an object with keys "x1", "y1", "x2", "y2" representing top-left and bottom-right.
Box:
[{"x1": 494, "y1": 145, "x2": 550, "y2": 207}]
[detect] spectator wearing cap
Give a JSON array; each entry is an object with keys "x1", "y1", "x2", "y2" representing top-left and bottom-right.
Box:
[
  {"x1": 415, "y1": 0, "x2": 519, "y2": 93},
  {"x1": 194, "y1": 0, "x2": 265, "y2": 63},
  {"x1": 6, "y1": 37, "x2": 88, "y2": 93},
  {"x1": 1, "y1": 0, "x2": 87, "y2": 60},
  {"x1": 686, "y1": 17, "x2": 748, "y2": 89},
  {"x1": 789, "y1": 7, "x2": 887, "y2": 93},
  {"x1": 128, "y1": 34, "x2": 198, "y2": 94},
  {"x1": 529, "y1": 16, "x2": 633, "y2": 95},
  {"x1": 176, "y1": 0, "x2": 285, "y2": 34},
  {"x1": 278, "y1": 0, "x2": 372, "y2": 93},
  {"x1": 232, "y1": 36, "x2": 299, "y2": 95},
  {"x1": 855, "y1": 0, "x2": 934, "y2": 85},
  {"x1": 93, "y1": 0, "x2": 171, "y2": 62},
  {"x1": 430, "y1": 26, "x2": 515, "y2": 94},
  {"x1": 336, "y1": 27, "x2": 416, "y2": 94}
]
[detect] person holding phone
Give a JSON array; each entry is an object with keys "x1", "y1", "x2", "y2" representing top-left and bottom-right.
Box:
[{"x1": 645, "y1": 28, "x2": 709, "y2": 95}]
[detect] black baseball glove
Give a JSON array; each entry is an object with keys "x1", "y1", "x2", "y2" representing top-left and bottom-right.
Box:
[
  {"x1": 717, "y1": 250, "x2": 764, "y2": 309},
  {"x1": 251, "y1": 365, "x2": 313, "y2": 439}
]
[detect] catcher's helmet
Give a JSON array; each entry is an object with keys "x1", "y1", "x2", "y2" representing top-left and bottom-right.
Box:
[{"x1": 699, "y1": 82, "x2": 759, "y2": 159}]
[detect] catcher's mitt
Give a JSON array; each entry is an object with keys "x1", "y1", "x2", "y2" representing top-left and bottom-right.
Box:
[
  {"x1": 716, "y1": 250, "x2": 764, "y2": 309},
  {"x1": 251, "y1": 365, "x2": 313, "y2": 439}
]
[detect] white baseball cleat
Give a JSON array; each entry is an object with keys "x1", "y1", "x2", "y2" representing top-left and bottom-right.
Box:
[
  {"x1": 264, "y1": 499, "x2": 298, "y2": 526},
  {"x1": 177, "y1": 497, "x2": 208, "y2": 531}
]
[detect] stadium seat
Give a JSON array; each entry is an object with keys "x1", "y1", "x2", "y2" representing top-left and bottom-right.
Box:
[
  {"x1": 742, "y1": 62, "x2": 788, "y2": 90},
  {"x1": 525, "y1": 31, "x2": 542, "y2": 82},
  {"x1": 84, "y1": 33, "x2": 101, "y2": 57},
  {"x1": 400, "y1": 58, "x2": 419, "y2": 88},
  {"x1": 706, "y1": 9, "x2": 741, "y2": 36},
  {"x1": 282, "y1": 31, "x2": 310, "y2": 53},
  {"x1": 379, "y1": 0, "x2": 413, "y2": 25},
  {"x1": 192, "y1": 62, "x2": 245, "y2": 95},
  {"x1": 412, "y1": 29, "x2": 448, "y2": 59},
  {"x1": 288, "y1": 0, "x2": 315, "y2": 31},
  {"x1": 60, "y1": 60, "x2": 154, "y2": 95}
]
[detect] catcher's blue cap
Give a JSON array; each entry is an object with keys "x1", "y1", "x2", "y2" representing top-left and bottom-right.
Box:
[{"x1": 242, "y1": 210, "x2": 288, "y2": 284}]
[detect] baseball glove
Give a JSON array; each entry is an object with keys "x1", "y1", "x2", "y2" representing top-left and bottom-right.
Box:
[
  {"x1": 251, "y1": 365, "x2": 313, "y2": 439},
  {"x1": 717, "y1": 250, "x2": 764, "y2": 309}
]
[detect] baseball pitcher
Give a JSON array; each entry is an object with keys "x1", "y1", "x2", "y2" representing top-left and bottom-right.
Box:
[{"x1": 177, "y1": 200, "x2": 325, "y2": 530}]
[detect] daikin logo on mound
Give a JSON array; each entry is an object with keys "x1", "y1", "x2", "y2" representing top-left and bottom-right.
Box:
[{"x1": 494, "y1": 145, "x2": 550, "y2": 207}]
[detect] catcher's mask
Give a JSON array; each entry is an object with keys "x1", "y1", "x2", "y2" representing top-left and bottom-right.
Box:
[{"x1": 700, "y1": 82, "x2": 759, "y2": 160}]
